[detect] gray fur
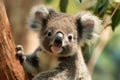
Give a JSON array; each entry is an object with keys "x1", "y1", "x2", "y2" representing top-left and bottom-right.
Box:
[{"x1": 16, "y1": 5, "x2": 103, "y2": 80}]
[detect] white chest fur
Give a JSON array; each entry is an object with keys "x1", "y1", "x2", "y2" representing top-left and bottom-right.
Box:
[{"x1": 37, "y1": 51, "x2": 60, "y2": 72}]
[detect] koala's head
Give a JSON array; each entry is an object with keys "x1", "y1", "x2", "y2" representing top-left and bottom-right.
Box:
[{"x1": 28, "y1": 5, "x2": 103, "y2": 56}]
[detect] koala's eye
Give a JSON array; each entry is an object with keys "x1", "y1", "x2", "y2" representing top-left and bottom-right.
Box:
[
  {"x1": 47, "y1": 31, "x2": 52, "y2": 37},
  {"x1": 68, "y1": 34, "x2": 73, "y2": 41}
]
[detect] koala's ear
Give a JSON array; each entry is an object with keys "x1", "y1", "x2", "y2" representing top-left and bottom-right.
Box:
[
  {"x1": 75, "y1": 12, "x2": 103, "y2": 46},
  {"x1": 27, "y1": 5, "x2": 55, "y2": 31}
]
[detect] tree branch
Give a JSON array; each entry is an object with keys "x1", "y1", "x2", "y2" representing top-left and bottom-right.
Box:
[{"x1": 0, "y1": 0, "x2": 31, "y2": 80}]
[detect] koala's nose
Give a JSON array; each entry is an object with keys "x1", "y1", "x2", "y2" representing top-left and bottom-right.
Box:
[{"x1": 54, "y1": 32, "x2": 64, "y2": 46}]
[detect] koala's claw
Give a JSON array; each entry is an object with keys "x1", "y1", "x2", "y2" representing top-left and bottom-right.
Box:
[
  {"x1": 16, "y1": 45, "x2": 24, "y2": 51},
  {"x1": 16, "y1": 45, "x2": 25, "y2": 63},
  {"x1": 16, "y1": 50, "x2": 24, "y2": 57}
]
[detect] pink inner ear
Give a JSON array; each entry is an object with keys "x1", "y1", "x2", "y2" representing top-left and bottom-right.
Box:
[
  {"x1": 87, "y1": 20, "x2": 94, "y2": 27},
  {"x1": 35, "y1": 11, "x2": 42, "y2": 19}
]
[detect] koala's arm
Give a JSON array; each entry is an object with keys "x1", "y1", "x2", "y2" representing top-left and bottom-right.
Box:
[
  {"x1": 16, "y1": 46, "x2": 70, "y2": 80},
  {"x1": 16, "y1": 45, "x2": 40, "y2": 75}
]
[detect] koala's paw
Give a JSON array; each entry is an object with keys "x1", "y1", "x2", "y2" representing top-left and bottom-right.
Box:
[{"x1": 16, "y1": 45, "x2": 26, "y2": 63}]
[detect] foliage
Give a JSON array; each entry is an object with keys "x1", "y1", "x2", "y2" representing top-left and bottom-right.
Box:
[
  {"x1": 59, "y1": 0, "x2": 68, "y2": 12},
  {"x1": 90, "y1": 0, "x2": 120, "y2": 31},
  {"x1": 45, "y1": 0, "x2": 52, "y2": 3},
  {"x1": 112, "y1": 8, "x2": 120, "y2": 30},
  {"x1": 93, "y1": 0, "x2": 109, "y2": 17}
]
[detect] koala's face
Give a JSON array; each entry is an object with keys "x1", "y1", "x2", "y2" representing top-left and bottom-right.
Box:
[
  {"x1": 40, "y1": 15, "x2": 78, "y2": 56},
  {"x1": 28, "y1": 5, "x2": 103, "y2": 56}
]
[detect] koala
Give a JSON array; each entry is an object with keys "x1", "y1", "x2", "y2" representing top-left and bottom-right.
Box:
[{"x1": 16, "y1": 5, "x2": 103, "y2": 80}]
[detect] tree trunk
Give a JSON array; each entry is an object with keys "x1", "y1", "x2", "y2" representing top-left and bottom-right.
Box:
[{"x1": 0, "y1": 0, "x2": 30, "y2": 80}]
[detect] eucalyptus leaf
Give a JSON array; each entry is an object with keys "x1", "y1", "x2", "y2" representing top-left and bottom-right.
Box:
[
  {"x1": 112, "y1": 9, "x2": 120, "y2": 31},
  {"x1": 45, "y1": 0, "x2": 52, "y2": 3},
  {"x1": 59, "y1": 0, "x2": 68, "y2": 12},
  {"x1": 94, "y1": 0, "x2": 109, "y2": 17},
  {"x1": 79, "y1": 0, "x2": 82, "y2": 3}
]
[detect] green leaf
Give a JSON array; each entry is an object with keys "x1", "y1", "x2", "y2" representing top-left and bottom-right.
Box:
[
  {"x1": 59, "y1": 0, "x2": 68, "y2": 12},
  {"x1": 78, "y1": 0, "x2": 82, "y2": 3},
  {"x1": 112, "y1": 9, "x2": 120, "y2": 31},
  {"x1": 94, "y1": 0, "x2": 109, "y2": 17},
  {"x1": 45, "y1": 0, "x2": 53, "y2": 4}
]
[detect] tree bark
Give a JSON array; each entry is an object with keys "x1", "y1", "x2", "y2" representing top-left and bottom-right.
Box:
[{"x1": 0, "y1": 0, "x2": 30, "y2": 80}]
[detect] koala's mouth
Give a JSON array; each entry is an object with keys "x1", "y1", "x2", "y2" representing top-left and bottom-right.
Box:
[{"x1": 50, "y1": 43, "x2": 63, "y2": 53}]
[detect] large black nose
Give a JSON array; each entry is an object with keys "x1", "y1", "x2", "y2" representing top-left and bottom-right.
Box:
[{"x1": 54, "y1": 32, "x2": 64, "y2": 47}]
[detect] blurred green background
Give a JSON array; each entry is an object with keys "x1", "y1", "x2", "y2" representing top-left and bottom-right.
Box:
[{"x1": 93, "y1": 24, "x2": 120, "y2": 80}]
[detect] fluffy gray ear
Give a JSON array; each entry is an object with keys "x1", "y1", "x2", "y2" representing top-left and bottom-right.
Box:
[
  {"x1": 75, "y1": 12, "x2": 103, "y2": 46},
  {"x1": 27, "y1": 5, "x2": 54, "y2": 31}
]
